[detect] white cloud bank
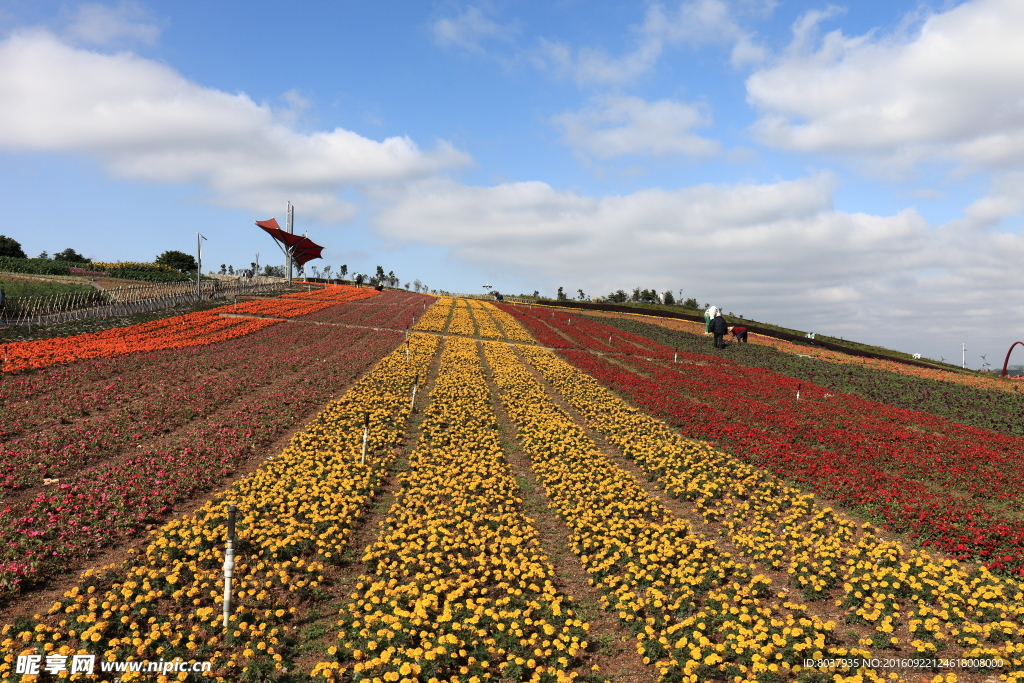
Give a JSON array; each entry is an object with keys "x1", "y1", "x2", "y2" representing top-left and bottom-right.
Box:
[
  {"x1": 747, "y1": 0, "x2": 1024, "y2": 173},
  {"x1": 552, "y1": 95, "x2": 719, "y2": 159},
  {"x1": 0, "y1": 31, "x2": 471, "y2": 222},
  {"x1": 373, "y1": 174, "x2": 1024, "y2": 360}
]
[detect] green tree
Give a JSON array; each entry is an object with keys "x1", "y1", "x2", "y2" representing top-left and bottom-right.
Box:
[
  {"x1": 156, "y1": 250, "x2": 198, "y2": 273},
  {"x1": 663, "y1": 290, "x2": 675, "y2": 305},
  {"x1": 607, "y1": 289, "x2": 628, "y2": 303},
  {"x1": 53, "y1": 248, "x2": 90, "y2": 263},
  {"x1": 0, "y1": 235, "x2": 26, "y2": 258},
  {"x1": 684, "y1": 297, "x2": 699, "y2": 309},
  {"x1": 557, "y1": 286, "x2": 568, "y2": 301}
]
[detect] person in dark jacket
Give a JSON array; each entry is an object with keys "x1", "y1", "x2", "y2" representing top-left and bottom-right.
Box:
[{"x1": 710, "y1": 313, "x2": 728, "y2": 349}]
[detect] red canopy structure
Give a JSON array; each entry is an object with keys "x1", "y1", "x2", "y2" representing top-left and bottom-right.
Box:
[{"x1": 255, "y1": 218, "x2": 324, "y2": 266}]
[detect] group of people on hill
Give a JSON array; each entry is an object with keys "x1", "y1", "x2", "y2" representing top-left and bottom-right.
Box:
[{"x1": 704, "y1": 305, "x2": 746, "y2": 350}]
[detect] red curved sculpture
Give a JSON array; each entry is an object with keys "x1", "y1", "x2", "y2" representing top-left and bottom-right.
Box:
[
  {"x1": 255, "y1": 218, "x2": 323, "y2": 266},
  {"x1": 1001, "y1": 341, "x2": 1024, "y2": 377}
]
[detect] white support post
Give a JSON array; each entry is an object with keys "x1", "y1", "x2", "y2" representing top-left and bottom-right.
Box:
[
  {"x1": 222, "y1": 505, "x2": 236, "y2": 634},
  {"x1": 361, "y1": 413, "x2": 369, "y2": 465}
]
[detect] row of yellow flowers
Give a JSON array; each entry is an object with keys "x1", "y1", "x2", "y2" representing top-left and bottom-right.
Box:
[
  {"x1": 520, "y1": 344, "x2": 1024, "y2": 681},
  {"x1": 465, "y1": 299, "x2": 503, "y2": 339},
  {"x1": 313, "y1": 336, "x2": 589, "y2": 683},
  {"x1": 481, "y1": 303, "x2": 536, "y2": 343},
  {"x1": 0, "y1": 334, "x2": 439, "y2": 682},
  {"x1": 484, "y1": 341, "x2": 885, "y2": 683},
  {"x1": 412, "y1": 297, "x2": 454, "y2": 333},
  {"x1": 446, "y1": 299, "x2": 477, "y2": 337}
]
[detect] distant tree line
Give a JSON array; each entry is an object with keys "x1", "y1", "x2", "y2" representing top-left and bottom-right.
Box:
[{"x1": 544, "y1": 284, "x2": 700, "y2": 309}]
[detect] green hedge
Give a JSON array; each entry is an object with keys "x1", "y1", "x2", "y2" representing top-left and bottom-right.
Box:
[{"x1": 0, "y1": 256, "x2": 78, "y2": 275}]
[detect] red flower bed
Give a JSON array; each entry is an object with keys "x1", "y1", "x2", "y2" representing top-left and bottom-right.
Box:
[
  {"x1": 301, "y1": 290, "x2": 433, "y2": 329},
  {"x1": 515, "y1": 308, "x2": 1024, "y2": 575},
  {"x1": 498, "y1": 303, "x2": 673, "y2": 356}
]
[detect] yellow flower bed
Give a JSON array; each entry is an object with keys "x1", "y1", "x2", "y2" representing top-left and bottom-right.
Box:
[
  {"x1": 482, "y1": 302, "x2": 536, "y2": 343},
  {"x1": 466, "y1": 299, "x2": 504, "y2": 340},
  {"x1": 313, "y1": 336, "x2": 588, "y2": 683},
  {"x1": 91, "y1": 261, "x2": 182, "y2": 274},
  {"x1": 485, "y1": 341, "x2": 884, "y2": 683},
  {"x1": 412, "y1": 297, "x2": 454, "y2": 332},
  {"x1": 521, "y1": 344, "x2": 1024, "y2": 682},
  {"x1": 446, "y1": 299, "x2": 477, "y2": 337},
  {"x1": 0, "y1": 334, "x2": 439, "y2": 681}
]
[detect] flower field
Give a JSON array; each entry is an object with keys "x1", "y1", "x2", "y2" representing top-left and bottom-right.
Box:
[
  {"x1": 0, "y1": 285, "x2": 381, "y2": 374},
  {"x1": 591, "y1": 310, "x2": 1024, "y2": 393},
  {"x1": 1, "y1": 332, "x2": 437, "y2": 681},
  {"x1": 583, "y1": 310, "x2": 1024, "y2": 434},
  {"x1": 497, "y1": 303, "x2": 1024, "y2": 574},
  {"x1": 315, "y1": 336, "x2": 588, "y2": 682},
  {"x1": 2, "y1": 295, "x2": 1023, "y2": 682}
]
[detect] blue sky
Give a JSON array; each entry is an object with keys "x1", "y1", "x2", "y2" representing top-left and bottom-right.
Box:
[{"x1": 1, "y1": 0, "x2": 1023, "y2": 367}]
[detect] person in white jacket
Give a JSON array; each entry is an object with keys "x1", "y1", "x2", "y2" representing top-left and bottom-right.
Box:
[{"x1": 704, "y1": 305, "x2": 719, "y2": 335}]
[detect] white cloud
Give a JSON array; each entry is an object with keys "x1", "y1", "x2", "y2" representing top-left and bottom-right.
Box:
[
  {"x1": 533, "y1": 0, "x2": 766, "y2": 85},
  {"x1": 0, "y1": 31, "x2": 471, "y2": 223},
  {"x1": 372, "y1": 174, "x2": 1024, "y2": 360},
  {"x1": 747, "y1": 0, "x2": 1024, "y2": 173},
  {"x1": 432, "y1": 6, "x2": 516, "y2": 53},
  {"x1": 551, "y1": 95, "x2": 719, "y2": 159},
  {"x1": 64, "y1": 1, "x2": 161, "y2": 46}
]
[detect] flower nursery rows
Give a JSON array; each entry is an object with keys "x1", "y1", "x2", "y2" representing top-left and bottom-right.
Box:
[
  {"x1": 498, "y1": 303, "x2": 1024, "y2": 575},
  {"x1": 0, "y1": 288, "x2": 433, "y2": 599},
  {"x1": 3, "y1": 295, "x2": 1023, "y2": 682},
  {"x1": 0, "y1": 284, "x2": 381, "y2": 373},
  {"x1": 587, "y1": 311, "x2": 1024, "y2": 436},
  {"x1": 1, "y1": 331, "x2": 439, "y2": 681},
  {"x1": 410, "y1": 296, "x2": 534, "y2": 342}
]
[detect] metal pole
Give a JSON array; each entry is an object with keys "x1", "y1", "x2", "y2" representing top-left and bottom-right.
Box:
[
  {"x1": 286, "y1": 202, "x2": 294, "y2": 282},
  {"x1": 963, "y1": 343, "x2": 966, "y2": 369},
  {"x1": 197, "y1": 233, "x2": 207, "y2": 301},
  {"x1": 411, "y1": 375, "x2": 419, "y2": 411},
  {"x1": 222, "y1": 505, "x2": 237, "y2": 633}
]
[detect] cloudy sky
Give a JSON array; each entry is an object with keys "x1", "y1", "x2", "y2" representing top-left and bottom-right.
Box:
[{"x1": 1, "y1": 0, "x2": 1022, "y2": 366}]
